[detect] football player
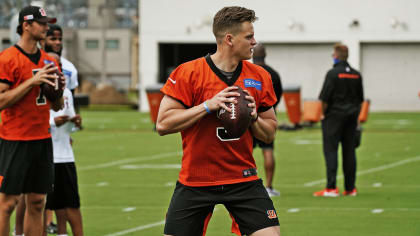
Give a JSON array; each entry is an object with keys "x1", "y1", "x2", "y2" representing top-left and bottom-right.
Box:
[
  {"x1": 157, "y1": 6, "x2": 280, "y2": 236},
  {"x1": 0, "y1": 6, "x2": 63, "y2": 236}
]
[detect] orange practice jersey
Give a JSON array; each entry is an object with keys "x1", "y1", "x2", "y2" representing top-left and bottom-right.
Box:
[
  {"x1": 0, "y1": 46, "x2": 58, "y2": 141},
  {"x1": 161, "y1": 55, "x2": 277, "y2": 187}
]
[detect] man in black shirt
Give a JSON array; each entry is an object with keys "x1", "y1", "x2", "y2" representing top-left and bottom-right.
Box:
[
  {"x1": 252, "y1": 43, "x2": 283, "y2": 197},
  {"x1": 314, "y1": 43, "x2": 364, "y2": 197}
]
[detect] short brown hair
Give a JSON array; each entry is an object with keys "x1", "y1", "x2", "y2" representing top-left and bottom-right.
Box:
[
  {"x1": 213, "y1": 6, "x2": 257, "y2": 43},
  {"x1": 16, "y1": 21, "x2": 34, "y2": 36},
  {"x1": 334, "y1": 43, "x2": 349, "y2": 61}
]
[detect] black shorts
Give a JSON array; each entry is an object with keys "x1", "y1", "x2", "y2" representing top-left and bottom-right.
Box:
[
  {"x1": 0, "y1": 138, "x2": 54, "y2": 195},
  {"x1": 46, "y1": 162, "x2": 81, "y2": 210},
  {"x1": 164, "y1": 179, "x2": 279, "y2": 236},
  {"x1": 253, "y1": 137, "x2": 274, "y2": 150}
]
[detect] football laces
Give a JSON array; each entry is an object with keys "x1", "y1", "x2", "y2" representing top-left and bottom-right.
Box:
[{"x1": 230, "y1": 103, "x2": 236, "y2": 120}]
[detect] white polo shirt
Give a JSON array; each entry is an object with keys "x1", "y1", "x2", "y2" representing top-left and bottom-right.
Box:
[
  {"x1": 49, "y1": 88, "x2": 78, "y2": 163},
  {"x1": 61, "y1": 57, "x2": 79, "y2": 90}
]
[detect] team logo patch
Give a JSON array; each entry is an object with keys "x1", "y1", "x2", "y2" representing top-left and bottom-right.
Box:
[
  {"x1": 267, "y1": 210, "x2": 277, "y2": 219},
  {"x1": 244, "y1": 78, "x2": 262, "y2": 91},
  {"x1": 39, "y1": 8, "x2": 47, "y2": 16},
  {"x1": 63, "y1": 69, "x2": 72, "y2": 78},
  {"x1": 24, "y1": 15, "x2": 34, "y2": 20},
  {"x1": 44, "y1": 59, "x2": 55, "y2": 65}
]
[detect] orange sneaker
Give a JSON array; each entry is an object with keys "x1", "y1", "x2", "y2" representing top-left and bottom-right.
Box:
[
  {"x1": 343, "y1": 189, "x2": 357, "y2": 196},
  {"x1": 313, "y1": 188, "x2": 339, "y2": 197}
]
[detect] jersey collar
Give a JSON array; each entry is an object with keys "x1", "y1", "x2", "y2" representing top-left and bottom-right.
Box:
[
  {"x1": 14, "y1": 44, "x2": 41, "y2": 65},
  {"x1": 333, "y1": 60, "x2": 350, "y2": 68},
  {"x1": 205, "y1": 54, "x2": 242, "y2": 86}
]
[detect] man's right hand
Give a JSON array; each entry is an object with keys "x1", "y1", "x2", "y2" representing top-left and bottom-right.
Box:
[
  {"x1": 32, "y1": 63, "x2": 60, "y2": 87},
  {"x1": 206, "y1": 86, "x2": 240, "y2": 113},
  {"x1": 54, "y1": 115, "x2": 69, "y2": 127}
]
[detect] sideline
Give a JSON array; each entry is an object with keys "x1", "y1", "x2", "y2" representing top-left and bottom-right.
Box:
[
  {"x1": 304, "y1": 155, "x2": 420, "y2": 186},
  {"x1": 78, "y1": 151, "x2": 181, "y2": 171}
]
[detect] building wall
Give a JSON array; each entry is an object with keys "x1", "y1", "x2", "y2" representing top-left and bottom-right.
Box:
[
  {"x1": 0, "y1": 29, "x2": 10, "y2": 51},
  {"x1": 139, "y1": 0, "x2": 420, "y2": 111},
  {"x1": 0, "y1": 27, "x2": 132, "y2": 90},
  {"x1": 361, "y1": 43, "x2": 420, "y2": 111},
  {"x1": 264, "y1": 43, "x2": 333, "y2": 100},
  {"x1": 76, "y1": 28, "x2": 132, "y2": 89}
]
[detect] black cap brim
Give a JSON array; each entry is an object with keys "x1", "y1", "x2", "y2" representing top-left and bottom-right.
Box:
[{"x1": 36, "y1": 17, "x2": 57, "y2": 24}]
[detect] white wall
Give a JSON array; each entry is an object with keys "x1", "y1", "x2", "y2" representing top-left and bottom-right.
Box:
[
  {"x1": 361, "y1": 43, "x2": 420, "y2": 111},
  {"x1": 139, "y1": 0, "x2": 420, "y2": 111},
  {"x1": 77, "y1": 28, "x2": 132, "y2": 89},
  {"x1": 265, "y1": 44, "x2": 333, "y2": 96},
  {"x1": 77, "y1": 29, "x2": 131, "y2": 74}
]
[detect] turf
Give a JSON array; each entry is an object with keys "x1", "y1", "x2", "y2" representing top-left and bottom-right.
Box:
[{"x1": 12, "y1": 111, "x2": 420, "y2": 235}]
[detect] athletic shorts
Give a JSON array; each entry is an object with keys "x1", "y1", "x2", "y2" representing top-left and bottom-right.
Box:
[
  {"x1": 46, "y1": 162, "x2": 81, "y2": 210},
  {"x1": 253, "y1": 137, "x2": 274, "y2": 150},
  {"x1": 0, "y1": 138, "x2": 54, "y2": 195},
  {"x1": 164, "y1": 179, "x2": 279, "y2": 236}
]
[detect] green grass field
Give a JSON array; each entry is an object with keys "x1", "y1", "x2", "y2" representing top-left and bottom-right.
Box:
[{"x1": 20, "y1": 110, "x2": 420, "y2": 235}]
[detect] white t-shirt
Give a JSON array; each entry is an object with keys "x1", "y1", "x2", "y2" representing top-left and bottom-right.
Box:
[
  {"x1": 49, "y1": 88, "x2": 78, "y2": 163},
  {"x1": 61, "y1": 57, "x2": 79, "y2": 90}
]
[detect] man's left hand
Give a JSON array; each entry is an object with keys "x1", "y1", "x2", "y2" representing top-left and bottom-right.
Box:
[
  {"x1": 243, "y1": 90, "x2": 257, "y2": 120},
  {"x1": 70, "y1": 114, "x2": 82, "y2": 128}
]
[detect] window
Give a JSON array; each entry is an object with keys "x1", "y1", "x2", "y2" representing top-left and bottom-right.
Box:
[
  {"x1": 106, "y1": 39, "x2": 119, "y2": 50},
  {"x1": 1, "y1": 38, "x2": 11, "y2": 51},
  {"x1": 85, "y1": 39, "x2": 99, "y2": 49}
]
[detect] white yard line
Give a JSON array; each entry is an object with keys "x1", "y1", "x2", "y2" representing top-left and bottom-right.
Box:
[
  {"x1": 372, "y1": 209, "x2": 384, "y2": 214},
  {"x1": 78, "y1": 151, "x2": 181, "y2": 171},
  {"x1": 287, "y1": 208, "x2": 300, "y2": 213},
  {"x1": 304, "y1": 155, "x2": 420, "y2": 187},
  {"x1": 120, "y1": 164, "x2": 181, "y2": 169},
  {"x1": 81, "y1": 205, "x2": 420, "y2": 212},
  {"x1": 103, "y1": 220, "x2": 165, "y2": 236},
  {"x1": 92, "y1": 154, "x2": 420, "y2": 235},
  {"x1": 82, "y1": 206, "x2": 164, "y2": 210},
  {"x1": 281, "y1": 207, "x2": 420, "y2": 212},
  {"x1": 81, "y1": 152, "x2": 177, "y2": 235},
  {"x1": 101, "y1": 206, "x2": 420, "y2": 235}
]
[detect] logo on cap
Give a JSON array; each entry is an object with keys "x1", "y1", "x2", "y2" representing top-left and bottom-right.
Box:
[
  {"x1": 24, "y1": 15, "x2": 34, "y2": 20},
  {"x1": 39, "y1": 8, "x2": 47, "y2": 16}
]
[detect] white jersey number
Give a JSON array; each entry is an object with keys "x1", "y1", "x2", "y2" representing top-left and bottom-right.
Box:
[
  {"x1": 216, "y1": 127, "x2": 240, "y2": 141},
  {"x1": 33, "y1": 69, "x2": 47, "y2": 106}
]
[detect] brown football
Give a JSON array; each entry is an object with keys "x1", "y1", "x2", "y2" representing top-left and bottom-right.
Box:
[
  {"x1": 40, "y1": 73, "x2": 63, "y2": 102},
  {"x1": 217, "y1": 86, "x2": 253, "y2": 138}
]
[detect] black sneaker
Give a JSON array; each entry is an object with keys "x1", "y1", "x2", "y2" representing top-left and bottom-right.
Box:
[{"x1": 46, "y1": 222, "x2": 58, "y2": 234}]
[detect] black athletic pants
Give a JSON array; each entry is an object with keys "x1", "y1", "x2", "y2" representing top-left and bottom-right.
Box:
[{"x1": 321, "y1": 112, "x2": 358, "y2": 191}]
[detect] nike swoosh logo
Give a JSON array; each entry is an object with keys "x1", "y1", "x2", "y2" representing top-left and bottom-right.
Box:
[{"x1": 168, "y1": 78, "x2": 176, "y2": 84}]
